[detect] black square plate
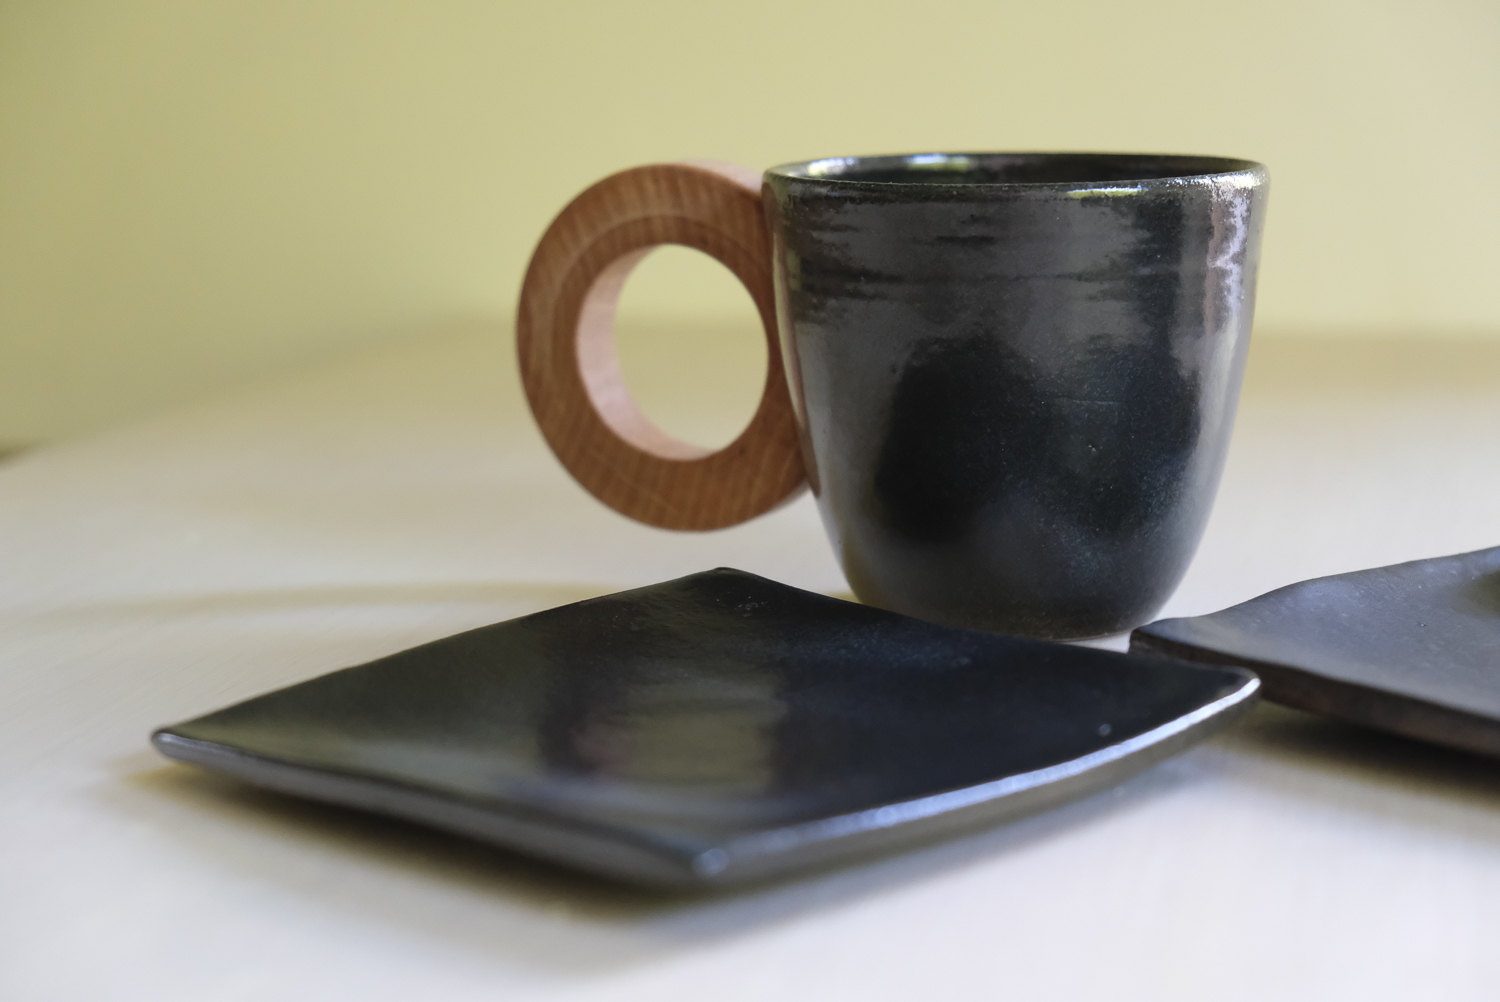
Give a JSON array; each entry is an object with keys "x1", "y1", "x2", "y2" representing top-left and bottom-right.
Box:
[
  {"x1": 154, "y1": 569, "x2": 1257, "y2": 887},
  {"x1": 1132, "y1": 546, "x2": 1500, "y2": 758}
]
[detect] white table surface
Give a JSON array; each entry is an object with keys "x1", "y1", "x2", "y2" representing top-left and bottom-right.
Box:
[{"x1": 4, "y1": 325, "x2": 1499, "y2": 1000}]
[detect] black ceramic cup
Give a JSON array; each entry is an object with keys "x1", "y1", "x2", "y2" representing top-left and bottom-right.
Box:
[{"x1": 518, "y1": 153, "x2": 1268, "y2": 639}]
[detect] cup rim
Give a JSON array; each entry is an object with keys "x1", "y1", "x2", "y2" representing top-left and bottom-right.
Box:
[{"x1": 764, "y1": 152, "x2": 1266, "y2": 191}]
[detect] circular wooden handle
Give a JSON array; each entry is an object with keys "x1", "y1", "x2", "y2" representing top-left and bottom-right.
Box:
[{"x1": 516, "y1": 162, "x2": 807, "y2": 530}]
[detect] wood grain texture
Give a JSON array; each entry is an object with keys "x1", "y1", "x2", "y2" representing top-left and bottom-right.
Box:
[{"x1": 516, "y1": 162, "x2": 806, "y2": 530}]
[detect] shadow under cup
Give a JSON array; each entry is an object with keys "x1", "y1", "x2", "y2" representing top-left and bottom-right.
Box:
[{"x1": 763, "y1": 153, "x2": 1269, "y2": 640}]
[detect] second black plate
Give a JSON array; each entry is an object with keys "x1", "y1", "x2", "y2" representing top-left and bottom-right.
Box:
[{"x1": 1132, "y1": 546, "x2": 1500, "y2": 757}]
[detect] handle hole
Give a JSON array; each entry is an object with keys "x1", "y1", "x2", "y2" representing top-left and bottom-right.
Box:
[{"x1": 611, "y1": 245, "x2": 769, "y2": 452}]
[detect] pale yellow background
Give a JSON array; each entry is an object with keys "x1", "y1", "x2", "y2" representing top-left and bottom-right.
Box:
[{"x1": 1, "y1": 0, "x2": 1497, "y2": 446}]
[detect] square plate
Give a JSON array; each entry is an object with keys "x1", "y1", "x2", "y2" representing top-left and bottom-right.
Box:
[
  {"x1": 154, "y1": 569, "x2": 1257, "y2": 887},
  {"x1": 1131, "y1": 546, "x2": 1500, "y2": 757}
]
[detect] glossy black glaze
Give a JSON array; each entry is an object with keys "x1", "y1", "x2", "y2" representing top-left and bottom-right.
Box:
[
  {"x1": 153, "y1": 569, "x2": 1257, "y2": 888},
  {"x1": 1132, "y1": 546, "x2": 1500, "y2": 758},
  {"x1": 764, "y1": 153, "x2": 1269, "y2": 639}
]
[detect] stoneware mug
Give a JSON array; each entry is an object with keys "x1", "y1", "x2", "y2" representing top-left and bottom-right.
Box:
[{"x1": 517, "y1": 153, "x2": 1269, "y2": 639}]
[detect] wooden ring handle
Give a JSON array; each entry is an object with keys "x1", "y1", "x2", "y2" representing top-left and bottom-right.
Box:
[{"x1": 516, "y1": 162, "x2": 807, "y2": 530}]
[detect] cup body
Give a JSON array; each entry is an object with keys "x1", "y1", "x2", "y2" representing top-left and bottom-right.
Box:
[{"x1": 763, "y1": 153, "x2": 1268, "y2": 639}]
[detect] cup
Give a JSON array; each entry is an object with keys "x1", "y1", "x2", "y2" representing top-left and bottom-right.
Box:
[{"x1": 517, "y1": 153, "x2": 1268, "y2": 639}]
